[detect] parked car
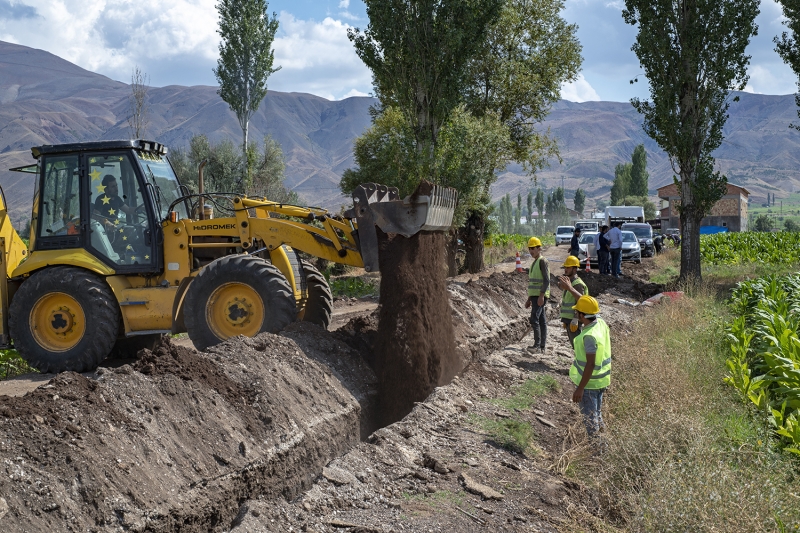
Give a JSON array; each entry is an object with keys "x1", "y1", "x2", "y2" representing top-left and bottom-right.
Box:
[
  {"x1": 621, "y1": 222, "x2": 655, "y2": 257},
  {"x1": 664, "y1": 228, "x2": 680, "y2": 237},
  {"x1": 555, "y1": 226, "x2": 574, "y2": 246},
  {"x1": 577, "y1": 231, "x2": 599, "y2": 266},
  {"x1": 577, "y1": 230, "x2": 641, "y2": 266},
  {"x1": 621, "y1": 230, "x2": 642, "y2": 263}
]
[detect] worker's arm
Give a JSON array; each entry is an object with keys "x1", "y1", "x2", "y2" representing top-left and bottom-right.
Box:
[
  {"x1": 537, "y1": 260, "x2": 549, "y2": 306},
  {"x1": 572, "y1": 345, "x2": 596, "y2": 403},
  {"x1": 557, "y1": 276, "x2": 585, "y2": 299}
]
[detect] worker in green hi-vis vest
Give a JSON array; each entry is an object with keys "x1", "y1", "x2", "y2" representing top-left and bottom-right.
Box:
[
  {"x1": 556, "y1": 255, "x2": 589, "y2": 348},
  {"x1": 570, "y1": 295, "x2": 611, "y2": 443},
  {"x1": 524, "y1": 236, "x2": 549, "y2": 354}
]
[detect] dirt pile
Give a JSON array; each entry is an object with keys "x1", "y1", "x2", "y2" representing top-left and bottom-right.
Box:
[
  {"x1": 374, "y1": 230, "x2": 457, "y2": 426},
  {"x1": 0, "y1": 334, "x2": 361, "y2": 532}
]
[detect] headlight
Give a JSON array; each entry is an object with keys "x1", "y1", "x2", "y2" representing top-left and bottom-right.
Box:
[{"x1": 646, "y1": 239, "x2": 653, "y2": 244}]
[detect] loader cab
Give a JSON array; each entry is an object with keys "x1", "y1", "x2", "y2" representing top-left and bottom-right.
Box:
[{"x1": 29, "y1": 140, "x2": 187, "y2": 274}]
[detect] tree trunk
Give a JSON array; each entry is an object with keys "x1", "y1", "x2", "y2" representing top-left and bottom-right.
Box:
[
  {"x1": 461, "y1": 212, "x2": 485, "y2": 274},
  {"x1": 679, "y1": 170, "x2": 702, "y2": 282}
]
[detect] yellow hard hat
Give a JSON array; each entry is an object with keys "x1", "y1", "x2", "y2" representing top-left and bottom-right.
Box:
[
  {"x1": 563, "y1": 256, "x2": 581, "y2": 268},
  {"x1": 572, "y1": 295, "x2": 600, "y2": 315},
  {"x1": 528, "y1": 237, "x2": 542, "y2": 248}
]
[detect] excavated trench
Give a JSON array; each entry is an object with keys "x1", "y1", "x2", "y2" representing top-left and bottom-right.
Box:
[{"x1": 0, "y1": 259, "x2": 532, "y2": 533}]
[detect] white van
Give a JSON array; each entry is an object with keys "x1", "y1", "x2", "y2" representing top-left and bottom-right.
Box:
[
  {"x1": 555, "y1": 226, "x2": 574, "y2": 246},
  {"x1": 574, "y1": 220, "x2": 599, "y2": 232}
]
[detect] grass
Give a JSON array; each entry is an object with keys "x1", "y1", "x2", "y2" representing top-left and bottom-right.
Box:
[
  {"x1": 489, "y1": 375, "x2": 561, "y2": 411},
  {"x1": 470, "y1": 414, "x2": 536, "y2": 454},
  {"x1": 573, "y1": 287, "x2": 800, "y2": 532},
  {"x1": 0, "y1": 349, "x2": 36, "y2": 380},
  {"x1": 327, "y1": 276, "x2": 378, "y2": 298}
]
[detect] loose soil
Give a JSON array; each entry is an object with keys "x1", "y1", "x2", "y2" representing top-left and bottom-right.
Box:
[
  {"x1": 373, "y1": 230, "x2": 457, "y2": 426},
  {"x1": 0, "y1": 245, "x2": 666, "y2": 532}
]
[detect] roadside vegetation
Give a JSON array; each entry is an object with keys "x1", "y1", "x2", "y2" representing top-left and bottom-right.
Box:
[
  {"x1": 482, "y1": 232, "x2": 555, "y2": 268},
  {"x1": 725, "y1": 274, "x2": 800, "y2": 454},
  {"x1": 574, "y1": 250, "x2": 800, "y2": 531}
]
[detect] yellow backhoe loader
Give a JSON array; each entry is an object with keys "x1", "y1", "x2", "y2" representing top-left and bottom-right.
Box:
[{"x1": 0, "y1": 140, "x2": 457, "y2": 373}]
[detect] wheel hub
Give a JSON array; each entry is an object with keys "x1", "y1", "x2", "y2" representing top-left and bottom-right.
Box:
[
  {"x1": 30, "y1": 293, "x2": 85, "y2": 352},
  {"x1": 207, "y1": 282, "x2": 265, "y2": 340}
]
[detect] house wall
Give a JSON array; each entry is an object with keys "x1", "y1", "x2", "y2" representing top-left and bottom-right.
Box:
[{"x1": 657, "y1": 184, "x2": 749, "y2": 232}]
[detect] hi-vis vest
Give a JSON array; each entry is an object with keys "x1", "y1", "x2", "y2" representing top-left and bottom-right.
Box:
[
  {"x1": 561, "y1": 277, "x2": 588, "y2": 319},
  {"x1": 528, "y1": 257, "x2": 550, "y2": 298},
  {"x1": 570, "y1": 318, "x2": 611, "y2": 389}
]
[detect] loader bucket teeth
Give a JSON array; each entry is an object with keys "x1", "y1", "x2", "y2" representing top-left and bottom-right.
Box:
[{"x1": 348, "y1": 182, "x2": 458, "y2": 273}]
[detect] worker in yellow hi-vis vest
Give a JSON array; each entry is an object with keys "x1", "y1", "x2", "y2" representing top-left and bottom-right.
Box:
[
  {"x1": 570, "y1": 295, "x2": 611, "y2": 443},
  {"x1": 524, "y1": 237, "x2": 549, "y2": 354}
]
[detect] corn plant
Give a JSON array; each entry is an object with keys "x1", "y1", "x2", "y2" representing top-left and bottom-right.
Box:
[
  {"x1": 724, "y1": 273, "x2": 800, "y2": 453},
  {"x1": 701, "y1": 231, "x2": 800, "y2": 265}
]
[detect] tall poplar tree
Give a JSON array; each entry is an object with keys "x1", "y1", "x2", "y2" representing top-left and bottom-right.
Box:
[
  {"x1": 610, "y1": 163, "x2": 631, "y2": 205},
  {"x1": 574, "y1": 188, "x2": 586, "y2": 216},
  {"x1": 629, "y1": 144, "x2": 649, "y2": 197},
  {"x1": 214, "y1": 0, "x2": 280, "y2": 190},
  {"x1": 623, "y1": 0, "x2": 758, "y2": 281},
  {"x1": 527, "y1": 191, "x2": 534, "y2": 227}
]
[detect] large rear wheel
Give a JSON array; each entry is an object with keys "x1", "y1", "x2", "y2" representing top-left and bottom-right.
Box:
[
  {"x1": 9, "y1": 267, "x2": 120, "y2": 373},
  {"x1": 184, "y1": 255, "x2": 295, "y2": 351},
  {"x1": 300, "y1": 261, "x2": 333, "y2": 329}
]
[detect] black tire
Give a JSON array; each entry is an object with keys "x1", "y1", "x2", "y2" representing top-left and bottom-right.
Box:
[
  {"x1": 184, "y1": 255, "x2": 295, "y2": 351},
  {"x1": 300, "y1": 261, "x2": 333, "y2": 329},
  {"x1": 9, "y1": 267, "x2": 120, "y2": 373}
]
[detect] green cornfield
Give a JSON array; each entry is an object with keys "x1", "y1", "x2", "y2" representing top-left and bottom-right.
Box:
[
  {"x1": 701, "y1": 231, "x2": 800, "y2": 265},
  {"x1": 724, "y1": 273, "x2": 800, "y2": 454}
]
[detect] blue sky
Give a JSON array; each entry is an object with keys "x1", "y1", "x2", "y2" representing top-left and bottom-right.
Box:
[{"x1": 0, "y1": 0, "x2": 796, "y2": 102}]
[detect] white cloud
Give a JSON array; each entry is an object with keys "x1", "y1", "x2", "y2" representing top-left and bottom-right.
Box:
[
  {"x1": 744, "y1": 64, "x2": 796, "y2": 95},
  {"x1": 341, "y1": 88, "x2": 370, "y2": 98},
  {"x1": 560, "y1": 74, "x2": 601, "y2": 102},
  {"x1": 0, "y1": 2, "x2": 373, "y2": 100},
  {"x1": 338, "y1": 0, "x2": 350, "y2": 7},
  {"x1": 270, "y1": 13, "x2": 372, "y2": 99},
  {"x1": 0, "y1": 0, "x2": 219, "y2": 86}
]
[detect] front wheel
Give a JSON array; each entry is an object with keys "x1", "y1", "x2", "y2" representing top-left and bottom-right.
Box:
[
  {"x1": 9, "y1": 267, "x2": 120, "y2": 373},
  {"x1": 184, "y1": 255, "x2": 296, "y2": 351}
]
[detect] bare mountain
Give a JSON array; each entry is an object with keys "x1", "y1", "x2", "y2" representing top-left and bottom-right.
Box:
[{"x1": 1, "y1": 40, "x2": 799, "y2": 225}]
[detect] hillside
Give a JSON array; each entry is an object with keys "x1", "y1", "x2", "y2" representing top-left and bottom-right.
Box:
[{"x1": 2, "y1": 40, "x2": 800, "y2": 223}]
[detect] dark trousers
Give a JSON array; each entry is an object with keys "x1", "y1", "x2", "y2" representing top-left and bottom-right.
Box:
[
  {"x1": 529, "y1": 297, "x2": 548, "y2": 348},
  {"x1": 597, "y1": 248, "x2": 610, "y2": 274},
  {"x1": 610, "y1": 248, "x2": 622, "y2": 276}
]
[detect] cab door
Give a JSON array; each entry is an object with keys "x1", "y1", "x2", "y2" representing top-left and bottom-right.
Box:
[{"x1": 85, "y1": 152, "x2": 160, "y2": 273}]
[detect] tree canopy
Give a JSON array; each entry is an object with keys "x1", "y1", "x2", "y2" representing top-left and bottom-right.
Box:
[
  {"x1": 774, "y1": 0, "x2": 800, "y2": 128},
  {"x1": 348, "y1": 0, "x2": 502, "y2": 167},
  {"x1": 622, "y1": 0, "x2": 758, "y2": 281},
  {"x1": 465, "y1": 0, "x2": 581, "y2": 171}
]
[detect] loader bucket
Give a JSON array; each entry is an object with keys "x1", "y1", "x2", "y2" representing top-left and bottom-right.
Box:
[{"x1": 348, "y1": 182, "x2": 458, "y2": 272}]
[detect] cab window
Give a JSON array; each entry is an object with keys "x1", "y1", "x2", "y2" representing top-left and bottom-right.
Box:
[
  {"x1": 37, "y1": 155, "x2": 81, "y2": 244},
  {"x1": 87, "y1": 153, "x2": 154, "y2": 268}
]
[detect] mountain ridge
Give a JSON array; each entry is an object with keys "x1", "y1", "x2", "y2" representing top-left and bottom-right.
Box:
[{"x1": 1, "y1": 40, "x2": 798, "y2": 223}]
